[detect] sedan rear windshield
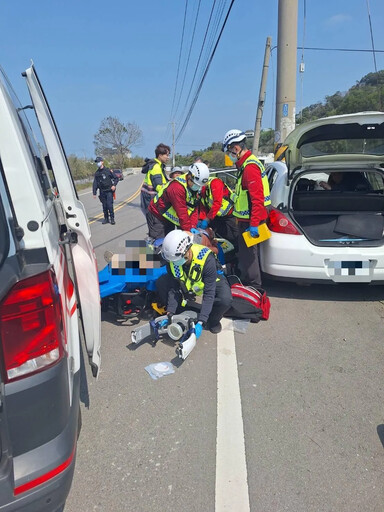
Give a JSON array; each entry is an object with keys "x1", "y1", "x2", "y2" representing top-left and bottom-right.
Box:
[{"x1": 301, "y1": 138, "x2": 384, "y2": 158}]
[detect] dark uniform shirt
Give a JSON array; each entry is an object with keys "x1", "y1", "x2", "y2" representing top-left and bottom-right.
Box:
[{"x1": 92, "y1": 167, "x2": 118, "y2": 195}]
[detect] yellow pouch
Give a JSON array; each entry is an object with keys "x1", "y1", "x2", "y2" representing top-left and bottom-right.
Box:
[{"x1": 242, "y1": 223, "x2": 271, "y2": 247}]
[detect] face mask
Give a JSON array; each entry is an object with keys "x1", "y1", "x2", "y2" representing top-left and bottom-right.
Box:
[
  {"x1": 97, "y1": 162, "x2": 102, "y2": 168},
  {"x1": 190, "y1": 183, "x2": 201, "y2": 192},
  {"x1": 173, "y1": 257, "x2": 186, "y2": 266},
  {"x1": 228, "y1": 152, "x2": 238, "y2": 163}
]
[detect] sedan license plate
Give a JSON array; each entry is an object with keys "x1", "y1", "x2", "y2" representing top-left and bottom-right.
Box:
[{"x1": 326, "y1": 259, "x2": 372, "y2": 282}]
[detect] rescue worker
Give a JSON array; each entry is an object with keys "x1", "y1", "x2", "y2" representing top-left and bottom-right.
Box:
[
  {"x1": 156, "y1": 230, "x2": 233, "y2": 334},
  {"x1": 198, "y1": 176, "x2": 238, "y2": 250},
  {"x1": 222, "y1": 129, "x2": 271, "y2": 287},
  {"x1": 169, "y1": 166, "x2": 183, "y2": 179},
  {"x1": 147, "y1": 162, "x2": 210, "y2": 241},
  {"x1": 140, "y1": 143, "x2": 170, "y2": 216},
  {"x1": 92, "y1": 156, "x2": 119, "y2": 224}
]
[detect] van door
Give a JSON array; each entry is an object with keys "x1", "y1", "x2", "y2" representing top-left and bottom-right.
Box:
[{"x1": 23, "y1": 64, "x2": 101, "y2": 377}]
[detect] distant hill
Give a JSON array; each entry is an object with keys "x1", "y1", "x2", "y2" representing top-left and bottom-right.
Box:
[{"x1": 296, "y1": 70, "x2": 384, "y2": 124}]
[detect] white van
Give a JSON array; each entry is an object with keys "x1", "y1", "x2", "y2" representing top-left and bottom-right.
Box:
[{"x1": 0, "y1": 64, "x2": 101, "y2": 510}]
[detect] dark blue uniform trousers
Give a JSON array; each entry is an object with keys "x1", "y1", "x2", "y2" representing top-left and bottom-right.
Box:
[{"x1": 100, "y1": 191, "x2": 114, "y2": 221}]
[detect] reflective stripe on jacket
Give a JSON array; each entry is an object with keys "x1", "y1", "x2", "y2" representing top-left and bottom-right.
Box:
[
  {"x1": 232, "y1": 154, "x2": 271, "y2": 219},
  {"x1": 153, "y1": 173, "x2": 199, "y2": 226},
  {"x1": 141, "y1": 158, "x2": 168, "y2": 196},
  {"x1": 202, "y1": 177, "x2": 234, "y2": 217},
  {"x1": 169, "y1": 244, "x2": 212, "y2": 296}
]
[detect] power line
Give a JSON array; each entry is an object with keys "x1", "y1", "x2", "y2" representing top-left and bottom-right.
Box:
[
  {"x1": 366, "y1": 0, "x2": 378, "y2": 72},
  {"x1": 298, "y1": 46, "x2": 384, "y2": 53},
  {"x1": 175, "y1": 0, "x2": 236, "y2": 143},
  {"x1": 169, "y1": 0, "x2": 189, "y2": 120},
  {"x1": 175, "y1": 0, "x2": 218, "y2": 128},
  {"x1": 173, "y1": 0, "x2": 202, "y2": 120}
]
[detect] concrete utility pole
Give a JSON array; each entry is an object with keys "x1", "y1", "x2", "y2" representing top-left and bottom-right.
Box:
[
  {"x1": 275, "y1": 0, "x2": 298, "y2": 150},
  {"x1": 253, "y1": 36, "x2": 272, "y2": 155}
]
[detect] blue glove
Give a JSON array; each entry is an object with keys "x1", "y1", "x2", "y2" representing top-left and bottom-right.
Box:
[
  {"x1": 194, "y1": 322, "x2": 203, "y2": 339},
  {"x1": 158, "y1": 318, "x2": 169, "y2": 328},
  {"x1": 190, "y1": 228, "x2": 199, "y2": 234},
  {"x1": 246, "y1": 225, "x2": 259, "y2": 238},
  {"x1": 198, "y1": 218, "x2": 209, "y2": 230}
]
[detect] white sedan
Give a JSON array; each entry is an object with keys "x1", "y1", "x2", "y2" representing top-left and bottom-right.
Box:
[{"x1": 260, "y1": 112, "x2": 384, "y2": 284}]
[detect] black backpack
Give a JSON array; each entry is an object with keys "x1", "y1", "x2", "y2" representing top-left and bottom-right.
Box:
[{"x1": 141, "y1": 158, "x2": 156, "y2": 174}]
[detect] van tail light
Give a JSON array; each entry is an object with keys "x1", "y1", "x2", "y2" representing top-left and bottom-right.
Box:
[
  {"x1": 0, "y1": 270, "x2": 65, "y2": 383},
  {"x1": 267, "y1": 207, "x2": 301, "y2": 235}
]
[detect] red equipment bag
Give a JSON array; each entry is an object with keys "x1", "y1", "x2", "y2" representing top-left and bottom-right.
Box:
[{"x1": 224, "y1": 276, "x2": 270, "y2": 323}]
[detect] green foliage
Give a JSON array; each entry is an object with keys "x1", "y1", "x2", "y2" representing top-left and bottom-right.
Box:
[
  {"x1": 127, "y1": 155, "x2": 145, "y2": 167},
  {"x1": 297, "y1": 70, "x2": 384, "y2": 124},
  {"x1": 67, "y1": 155, "x2": 95, "y2": 180}
]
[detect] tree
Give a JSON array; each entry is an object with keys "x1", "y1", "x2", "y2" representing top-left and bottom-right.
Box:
[{"x1": 93, "y1": 117, "x2": 143, "y2": 169}]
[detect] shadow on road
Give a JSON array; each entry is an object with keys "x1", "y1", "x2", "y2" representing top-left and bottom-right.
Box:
[
  {"x1": 376, "y1": 425, "x2": 384, "y2": 449},
  {"x1": 264, "y1": 279, "x2": 384, "y2": 302}
]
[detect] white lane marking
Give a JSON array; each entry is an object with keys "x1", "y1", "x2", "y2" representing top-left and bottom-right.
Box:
[
  {"x1": 78, "y1": 189, "x2": 93, "y2": 196},
  {"x1": 215, "y1": 317, "x2": 250, "y2": 512}
]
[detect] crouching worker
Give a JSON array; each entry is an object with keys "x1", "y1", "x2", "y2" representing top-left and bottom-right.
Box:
[{"x1": 155, "y1": 230, "x2": 232, "y2": 336}]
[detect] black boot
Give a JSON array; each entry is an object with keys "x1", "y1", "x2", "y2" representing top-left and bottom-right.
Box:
[
  {"x1": 102, "y1": 217, "x2": 109, "y2": 224},
  {"x1": 110, "y1": 218, "x2": 116, "y2": 225}
]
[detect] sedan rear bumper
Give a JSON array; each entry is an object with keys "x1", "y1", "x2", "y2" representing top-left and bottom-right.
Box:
[{"x1": 260, "y1": 232, "x2": 384, "y2": 283}]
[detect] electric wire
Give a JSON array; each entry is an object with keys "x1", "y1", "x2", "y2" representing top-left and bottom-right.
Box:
[
  {"x1": 173, "y1": 0, "x2": 202, "y2": 121},
  {"x1": 174, "y1": 0, "x2": 217, "y2": 129},
  {"x1": 169, "y1": 0, "x2": 189, "y2": 121},
  {"x1": 175, "y1": 0, "x2": 235, "y2": 143},
  {"x1": 174, "y1": 0, "x2": 226, "y2": 129},
  {"x1": 366, "y1": 0, "x2": 378, "y2": 73}
]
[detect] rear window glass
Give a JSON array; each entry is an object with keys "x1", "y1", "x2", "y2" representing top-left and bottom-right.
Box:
[
  {"x1": 301, "y1": 139, "x2": 384, "y2": 157},
  {"x1": 0, "y1": 68, "x2": 55, "y2": 201},
  {"x1": 294, "y1": 170, "x2": 384, "y2": 193}
]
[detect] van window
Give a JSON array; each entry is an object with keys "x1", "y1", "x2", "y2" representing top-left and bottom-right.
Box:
[{"x1": 0, "y1": 68, "x2": 54, "y2": 201}]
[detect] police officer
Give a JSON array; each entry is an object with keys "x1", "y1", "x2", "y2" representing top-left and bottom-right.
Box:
[
  {"x1": 222, "y1": 129, "x2": 271, "y2": 287},
  {"x1": 155, "y1": 230, "x2": 233, "y2": 334},
  {"x1": 92, "y1": 157, "x2": 119, "y2": 224}
]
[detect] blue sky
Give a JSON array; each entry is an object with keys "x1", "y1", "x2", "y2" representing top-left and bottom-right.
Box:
[{"x1": 1, "y1": 0, "x2": 383, "y2": 159}]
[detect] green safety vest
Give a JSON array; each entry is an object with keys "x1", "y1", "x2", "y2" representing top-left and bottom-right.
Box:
[
  {"x1": 153, "y1": 173, "x2": 199, "y2": 226},
  {"x1": 143, "y1": 159, "x2": 167, "y2": 193},
  {"x1": 169, "y1": 244, "x2": 212, "y2": 296},
  {"x1": 232, "y1": 154, "x2": 271, "y2": 219},
  {"x1": 202, "y1": 177, "x2": 234, "y2": 217}
]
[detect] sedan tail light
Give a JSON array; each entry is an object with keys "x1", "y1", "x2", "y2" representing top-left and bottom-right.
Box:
[
  {"x1": 267, "y1": 207, "x2": 301, "y2": 235},
  {"x1": 0, "y1": 270, "x2": 65, "y2": 382}
]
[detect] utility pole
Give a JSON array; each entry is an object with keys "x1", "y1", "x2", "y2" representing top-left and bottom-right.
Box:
[
  {"x1": 171, "y1": 121, "x2": 176, "y2": 167},
  {"x1": 275, "y1": 0, "x2": 298, "y2": 153},
  {"x1": 253, "y1": 36, "x2": 272, "y2": 155}
]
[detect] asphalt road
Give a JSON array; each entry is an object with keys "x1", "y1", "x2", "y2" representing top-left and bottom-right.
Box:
[{"x1": 65, "y1": 172, "x2": 384, "y2": 512}]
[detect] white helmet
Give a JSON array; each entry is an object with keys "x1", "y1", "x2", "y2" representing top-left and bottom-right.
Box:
[
  {"x1": 189, "y1": 162, "x2": 209, "y2": 187},
  {"x1": 161, "y1": 230, "x2": 192, "y2": 262},
  {"x1": 222, "y1": 129, "x2": 246, "y2": 152}
]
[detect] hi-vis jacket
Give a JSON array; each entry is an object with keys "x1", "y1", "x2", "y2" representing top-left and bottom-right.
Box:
[
  {"x1": 140, "y1": 158, "x2": 168, "y2": 212},
  {"x1": 170, "y1": 244, "x2": 213, "y2": 296},
  {"x1": 201, "y1": 177, "x2": 234, "y2": 219},
  {"x1": 149, "y1": 173, "x2": 199, "y2": 230},
  {"x1": 233, "y1": 151, "x2": 270, "y2": 225},
  {"x1": 168, "y1": 244, "x2": 220, "y2": 323}
]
